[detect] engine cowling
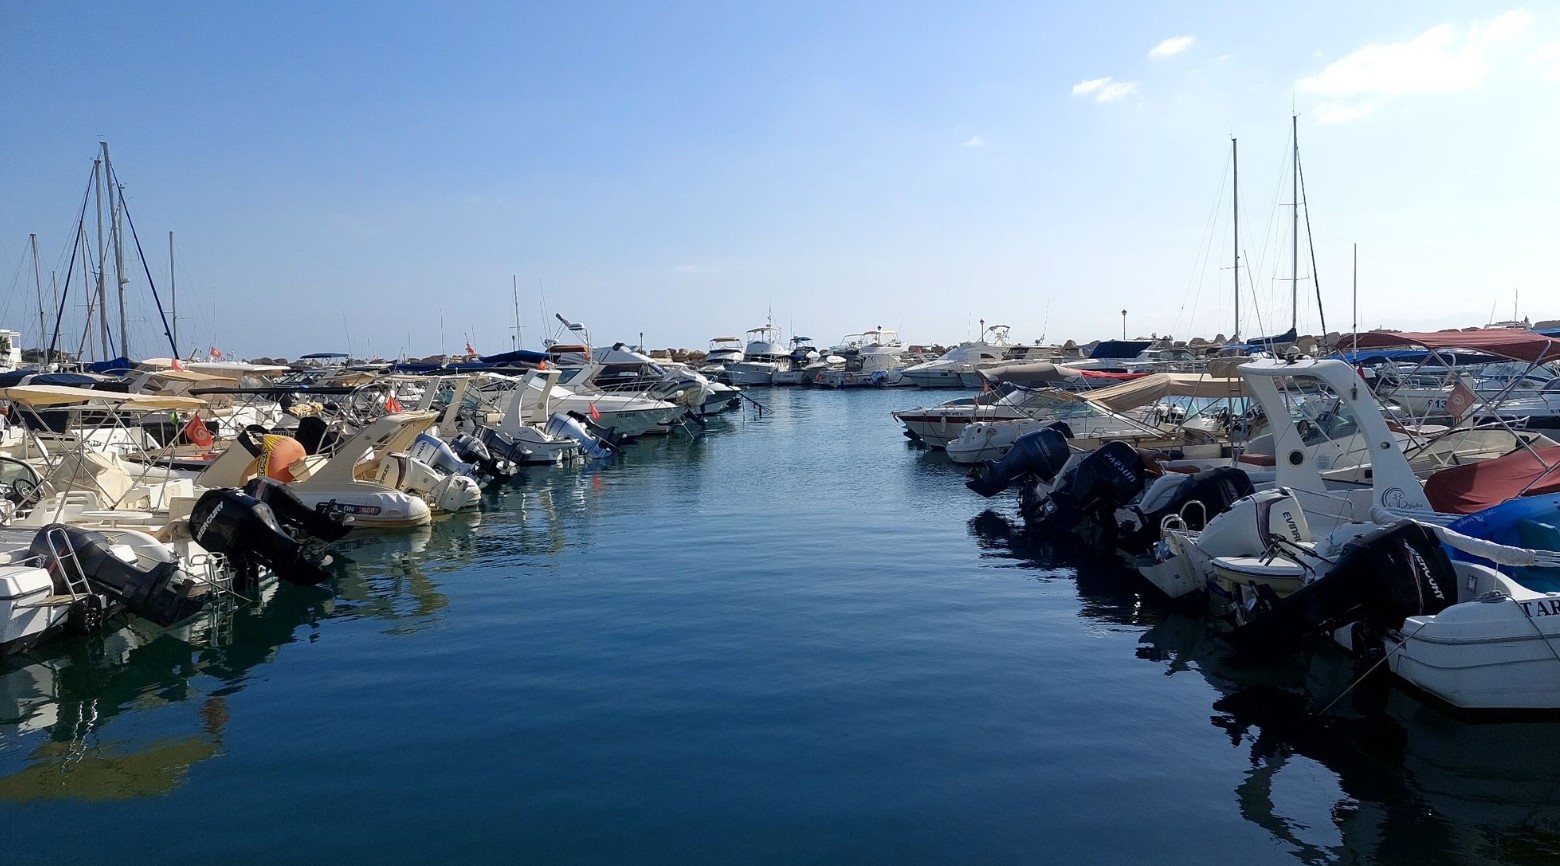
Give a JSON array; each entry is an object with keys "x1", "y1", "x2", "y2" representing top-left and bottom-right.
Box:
[{"x1": 966, "y1": 425, "x2": 1072, "y2": 498}]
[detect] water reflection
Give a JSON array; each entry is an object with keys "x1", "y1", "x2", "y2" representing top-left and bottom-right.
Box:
[
  {"x1": 0, "y1": 583, "x2": 333, "y2": 801},
  {"x1": 1138, "y1": 613, "x2": 1560, "y2": 865},
  {"x1": 968, "y1": 503, "x2": 1560, "y2": 865},
  {"x1": 966, "y1": 508, "x2": 1157, "y2": 628}
]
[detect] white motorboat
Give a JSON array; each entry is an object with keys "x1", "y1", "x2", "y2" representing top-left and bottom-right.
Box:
[
  {"x1": 772, "y1": 337, "x2": 821, "y2": 386},
  {"x1": 699, "y1": 336, "x2": 745, "y2": 380},
  {"x1": 899, "y1": 324, "x2": 1014, "y2": 389},
  {"x1": 723, "y1": 323, "x2": 791, "y2": 387},
  {"x1": 813, "y1": 328, "x2": 911, "y2": 388},
  {"x1": 521, "y1": 376, "x2": 682, "y2": 438}
]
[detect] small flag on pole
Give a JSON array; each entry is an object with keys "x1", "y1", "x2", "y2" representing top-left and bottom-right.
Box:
[
  {"x1": 384, "y1": 392, "x2": 403, "y2": 413},
  {"x1": 588, "y1": 401, "x2": 601, "y2": 421},
  {"x1": 466, "y1": 341, "x2": 477, "y2": 357},
  {"x1": 1446, "y1": 376, "x2": 1479, "y2": 420},
  {"x1": 209, "y1": 346, "x2": 223, "y2": 359},
  {"x1": 182, "y1": 415, "x2": 214, "y2": 448}
]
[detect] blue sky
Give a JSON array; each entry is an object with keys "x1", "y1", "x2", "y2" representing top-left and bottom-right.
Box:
[{"x1": 1, "y1": 1, "x2": 1555, "y2": 359}]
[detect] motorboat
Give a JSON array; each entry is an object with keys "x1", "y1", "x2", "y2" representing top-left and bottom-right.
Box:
[
  {"x1": 941, "y1": 373, "x2": 1245, "y2": 465},
  {"x1": 195, "y1": 412, "x2": 437, "y2": 527},
  {"x1": 813, "y1": 328, "x2": 911, "y2": 388},
  {"x1": 899, "y1": 324, "x2": 1014, "y2": 389},
  {"x1": 699, "y1": 336, "x2": 745, "y2": 381},
  {"x1": 723, "y1": 323, "x2": 791, "y2": 386},
  {"x1": 772, "y1": 337, "x2": 821, "y2": 386}
]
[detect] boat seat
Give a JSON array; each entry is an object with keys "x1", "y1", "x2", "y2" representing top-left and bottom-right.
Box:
[{"x1": 1513, "y1": 518, "x2": 1560, "y2": 593}]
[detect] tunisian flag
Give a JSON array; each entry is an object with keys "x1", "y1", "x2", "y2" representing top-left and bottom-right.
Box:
[{"x1": 182, "y1": 415, "x2": 214, "y2": 448}]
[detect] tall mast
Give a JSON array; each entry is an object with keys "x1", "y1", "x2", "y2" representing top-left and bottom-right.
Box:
[
  {"x1": 169, "y1": 230, "x2": 179, "y2": 355},
  {"x1": 1351, "y1": 243, "x2": 1358, "y2": 353},
  {"x1": 1290, "y1": 113, "x2": 1299, "y2": 332},
  {"x1": 512, "y1": 274, "x2": 522, "y2": 348},
  {"x1": 1232, "y1": 136, "x2": 1240, "y2": 341},
  {"x1": 104, "y1": 142, "x2": 128, "y2": 358},
  {"x1": 93, "y1": 155, "x2": 109, "y2": 359},
  {"x1": 29, "y1": 234, "x2": 45, "y2": 367}
]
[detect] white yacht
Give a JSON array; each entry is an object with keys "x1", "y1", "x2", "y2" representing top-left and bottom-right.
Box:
[
  {"x1": 699, "y1": 336, "x2": 745, "y2": 380},
  {"x1": 813, "y1": 328, "x2": 911, "y2": 388},
  {"x1": 899, "y1": 324, "x2": 1014, "y2": 389},
  {"x1": 723, "y1": 323, "x2": 791, "y2": 387}
]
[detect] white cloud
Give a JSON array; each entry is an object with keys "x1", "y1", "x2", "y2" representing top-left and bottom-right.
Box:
[
  {"x1": 1070, "y1": 76, "x2": 1139, "y2": 103},
  {"x1": 1149, "y1": 36, "x2": 1195, "y2": 59},
  {"x1": 1537, "y1": 41, "x2": 1560, "y2": 79},
  {"x1": 961, "y1": 135, "x2": 986, "y2": 148},
  {"x1": 1299, "y1": 9, "x2": 1537, "y2": 121},
  {"x1": 1315, "y1": 101, "x2": 1381, "y2": 124},
  {"x1": 1071, "y1": 77, "x2": 1110, "y2": 96}
]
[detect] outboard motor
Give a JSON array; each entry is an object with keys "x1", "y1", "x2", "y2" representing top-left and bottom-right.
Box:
[
  {"x1": 30, "y1": 524, "x2": 208, "y2": 627},
  {"x1": 243, "y1": 476, "x2": 352, "y2": 543},
  {"x1": 1120, "y1": 466, "x2": 1256, "y2": 555},
  {"x1": 564, "y1": 411, "x2": 624, "y2": 450},
  {"x1": 410, "y1": 433, "x2": 478, "y2": 479},
  {"x1": 549, "y1": 413, "x2": 620, "y2": 458},
  {"x1": 966, "y1": 426, "x2": 1073, "y2": 498},
  {"x1": 189, "y1": 487, "x2": 337, "y2": 588},
  {"x1": 1024, "y1": 440, "x2": 1147, "y2": 547},
  {"x1": 1224, "y1": 520, "x2": 1455, "y2": 657},
  {"x1": 450, "y1": 433, "x2": 514, "y2": 482}
]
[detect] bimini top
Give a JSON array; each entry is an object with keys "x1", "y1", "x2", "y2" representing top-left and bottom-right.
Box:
[
  {"x1": 0, "y1": 384, "x2": 205, "y2": 411},
  {"x1": 1080, "y1": 372, "x2": 1246, "y2": 413},
  {"x1": 1349, "y1": 328, "x2": 1560, "y2": 365}
]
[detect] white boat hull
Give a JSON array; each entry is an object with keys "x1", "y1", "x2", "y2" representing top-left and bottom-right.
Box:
[{"x1": 1386, "y1": 564, "x2": 1560, "y2": 711}]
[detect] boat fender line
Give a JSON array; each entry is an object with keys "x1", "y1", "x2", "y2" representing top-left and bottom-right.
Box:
[{"x1": 1368, "y1": 507, "x2": 1560, "y2": 568}]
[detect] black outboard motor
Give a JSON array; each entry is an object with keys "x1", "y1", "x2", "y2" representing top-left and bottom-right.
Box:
[
  {"x1": 1023, "y1": 441, "x2": 1147, "y2": 548},
  {"x1": 190, "y1": 486, "x2": 338, "y2": 588},
  {"x1": 966, "y1": 425, "x2": 1073, "y2": 498},
  {"x1": 450, "y1": 433, "x2": 514, "y2": 482},
  {"x1": 1119, "y1": 466, "x2": 1256, "y2": 556},
  {"x1": 244, "y1": 477, "x2": 352, "y2": 543},
  {"x1": 566, "y1": 410, "x2": 624, "y2": 449},
  {"x1": 30, "y1": 525, "x2": 208, "y2": 628},
  {"x1": 1224, "y1": 520, "x2": 1455, "y2": 657}
]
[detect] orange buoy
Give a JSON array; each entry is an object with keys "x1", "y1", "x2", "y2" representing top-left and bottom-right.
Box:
[{"x1": 241, "y1": 434, "x2": 307, "y2": 482}]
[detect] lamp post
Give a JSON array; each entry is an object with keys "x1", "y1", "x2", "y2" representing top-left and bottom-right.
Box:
[{"x1": 1121, "y1": 309, "x2": 1128, "y2": 340}]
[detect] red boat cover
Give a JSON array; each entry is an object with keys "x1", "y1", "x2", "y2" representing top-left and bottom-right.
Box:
[
  {"x1": 1424, "y1": 445, "x2": 1560, "y2": 514},
  {"x1": 1350, "y1": 329, "x2": 1560, "y2": 365}
]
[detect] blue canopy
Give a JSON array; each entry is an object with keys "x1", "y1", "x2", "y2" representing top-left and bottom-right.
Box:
[{"x1": 1089, "y1": 340, "x2": 1152, "y2": 360}]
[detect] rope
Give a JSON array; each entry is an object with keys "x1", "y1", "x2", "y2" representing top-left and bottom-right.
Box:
[{"x1": 1313, "y1": 619, "x2": 1431, "y2": 718}]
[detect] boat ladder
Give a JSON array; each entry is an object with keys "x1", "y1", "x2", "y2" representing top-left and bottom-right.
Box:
[{"x1": 15, "y1": 527, "x2": 95, "y2": 610}]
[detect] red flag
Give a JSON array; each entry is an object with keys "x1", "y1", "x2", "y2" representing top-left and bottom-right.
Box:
[
  {"x1": 182, "y1": 415, "x2": 213, "y2": 449},
  {"x1": 588, "y1": 401, "x2": 601, "y2": 421},
  {"x1": 171, "y1": 357, "x2": 185, "y2": 371},
  {"x1": 209, "y1": 346, "x2": 223, "y2": 359},
  {"x1": 466, "y1": 341, "x2": 476, "y2": 356},
  {"x1": 384, "y1": 392, "x2": 403, "y2": 413}
]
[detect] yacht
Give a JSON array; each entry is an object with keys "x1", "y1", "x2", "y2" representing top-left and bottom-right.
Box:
[
  {"x1": 699, "y1": 336, "x2": 745, "y2": 381},
  {"x1": 899, "y1": 324, "x2": 1014, "y2": 389},
  {"x1": 723, "y1": 323, "x2": 791, "y2": 386},
  {"x1": 813, "y1": 328, "x2": 911, "y2": 388}
]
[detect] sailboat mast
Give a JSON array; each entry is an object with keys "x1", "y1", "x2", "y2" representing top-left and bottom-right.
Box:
[
  {"x1": 1351, "y1": 243, "x2": 1358, "y2": 353},
  {"x1": 93, "y1": 155, "x2": 109, "y2": 359},
  {"x1": 1290, "y1": 114, "x2": 1299, "y2": 332},
  {"x1": 512, "y1": 274, "x2": 521, "y2": 348},
  {"x1": 169, "y1": 231, "x2": 179, "y2": 355},
  {"x1": 104, "y1": 142, "x2": 128, "y2": 358},
  {"x1": 29, "y1": 234, "x2": 45, "y2": 367},
  {"x1": 1232, "y1": 136, "x2": 1240, "y2": 341}
]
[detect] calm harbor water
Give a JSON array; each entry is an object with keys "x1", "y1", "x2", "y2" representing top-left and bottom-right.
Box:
[{"x1": 3, "y1": 387, "x2": 1559, "y2": 864}]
